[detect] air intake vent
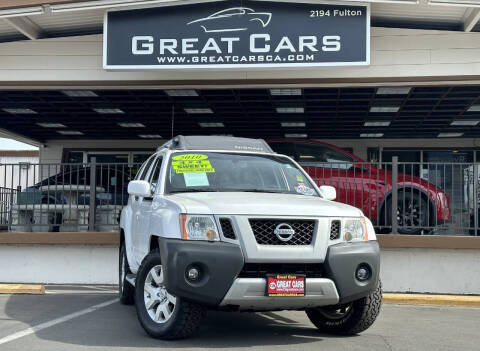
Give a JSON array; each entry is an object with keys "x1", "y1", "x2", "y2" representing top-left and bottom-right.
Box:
[
  {"x1": 220, "y1": 218, "x2": 236, "y2": 239},
  {"x1": 330, "y1": 220, "x2": 341, "y2": 240},
  {"x1": 239, "y1": 263, "x2": 324, "y2": 278}
]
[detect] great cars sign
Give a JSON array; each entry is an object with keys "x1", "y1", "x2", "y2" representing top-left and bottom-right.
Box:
[{"x1": 103, "y1": 0, "x2": 370, "y2": 70}]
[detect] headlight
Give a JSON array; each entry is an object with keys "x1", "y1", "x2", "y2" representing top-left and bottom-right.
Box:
[
  {"x1": 180, "y1": 214, "x2": 219, "y2": 241},
  {"x1": 343, "y1": 218, "x2": 368, "y2": 242}
]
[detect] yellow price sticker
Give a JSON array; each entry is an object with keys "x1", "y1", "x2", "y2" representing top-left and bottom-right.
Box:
[
  {"x1": 172, "y1": 159, "x2": 215, "y2": 173},
  {"x1": 173, "y1": 154, "x2": 208, "y2": 161}
]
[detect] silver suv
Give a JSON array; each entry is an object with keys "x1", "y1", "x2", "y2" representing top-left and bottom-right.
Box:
[{"x1": 119, "y1": 135, "x2": 381, "y2": 340}]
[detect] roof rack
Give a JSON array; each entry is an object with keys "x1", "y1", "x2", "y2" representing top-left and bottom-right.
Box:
[{"x1": 157, "y1": 135, "x2": 274, "y2": 154}]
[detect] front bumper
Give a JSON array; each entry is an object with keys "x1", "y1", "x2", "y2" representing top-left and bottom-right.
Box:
[
  {"x1": 158, "y1": 238, "x2": 379, "y2": 309},
  {"x1": 324, "y1": 241, "x2": 380, "y2": 304},
  {"x1": 158, "y1": 238, "x2": 244, "y2": 306},
  {"x1": 219, "y1": 278, "x2": 339, "y2": 310}
]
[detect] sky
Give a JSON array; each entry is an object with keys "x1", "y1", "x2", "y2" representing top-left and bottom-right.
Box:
[{"x1": 0, "y1": 138, "x2": 38, "y2": 150}]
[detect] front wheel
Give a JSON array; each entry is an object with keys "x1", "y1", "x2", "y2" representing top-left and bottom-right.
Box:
[
  {"x1": 134, "y1": 249, "x2": 206, "y2": 340},
  {"x1": 306, "y1": 280, "x2": 382, "y2": 335}
]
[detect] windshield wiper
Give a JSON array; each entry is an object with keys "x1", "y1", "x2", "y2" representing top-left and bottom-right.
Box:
[
  {"x1": 231, "y1": 189, "x2": 286, "y2": 194},
  {"x1": 168, "y1": 188, "x2": 220, "y2": 194}
]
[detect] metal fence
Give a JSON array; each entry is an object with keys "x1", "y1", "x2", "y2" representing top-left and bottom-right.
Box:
[
  {"x1": 0, "y1": 160, "x2": 140, "y2": 232},
  {"x1": 303, "y1": 157, "x2": 474, "y2": 235},
  {"x1": 0, "y1": 157, "x2": 478, "y2": 235}
]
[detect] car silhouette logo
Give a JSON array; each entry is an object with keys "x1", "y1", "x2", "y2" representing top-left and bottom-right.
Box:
[
  {"x1": 187, "y1": 7, "x2": 272, "y2": 33},
  {"x1": 274, "y1": 223, "x2": 295, "y2": 242}
]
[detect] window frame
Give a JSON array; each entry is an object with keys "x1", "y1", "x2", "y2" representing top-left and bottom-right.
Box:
[
  {"x1": 135, "y1": 154, "x2": 156, "y2": 181},
  {"x1": 147, "y1": 155, "x2": 164, "y2": 194}
]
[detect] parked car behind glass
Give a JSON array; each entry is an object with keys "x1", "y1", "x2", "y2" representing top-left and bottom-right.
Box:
[
  {"x1": 268, "y1": 139, "x2": 451, "y2": 234},
  {"x1": 22, "y1": 165, "x2": 132, "y2": 206}
]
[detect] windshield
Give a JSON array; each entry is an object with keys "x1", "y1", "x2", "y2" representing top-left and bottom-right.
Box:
[{"x1": 165, "y1": 152, "x2": 318, "y2": 196}]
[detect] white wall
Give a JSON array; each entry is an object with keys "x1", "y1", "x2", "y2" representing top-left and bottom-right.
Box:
[
  {"x1": 0, "y1": 27, "x2": 479, "y2": 85},
  {"x1": 0, "y1": 244, "x2": 479, "y2": 294},
  {"x1": 0, "y1": 244, "x2": 117, "y2": 284},
  {"x1": 381, "y1": 248, "x2": 480, "y2": 295}
]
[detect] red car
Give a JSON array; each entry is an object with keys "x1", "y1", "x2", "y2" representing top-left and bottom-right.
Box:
[{"x1": 267, "y1": 139, "x2": 451, "y2": 234}]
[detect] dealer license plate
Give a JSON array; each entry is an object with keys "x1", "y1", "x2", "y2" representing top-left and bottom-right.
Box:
[{"x1": 266, "y1": 274, "x2": 305, "y2": 297}]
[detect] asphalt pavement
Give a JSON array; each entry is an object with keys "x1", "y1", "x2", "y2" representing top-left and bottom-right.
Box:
[{"x1": 0, "y1": 285, "x2": 479, "y2": 351}]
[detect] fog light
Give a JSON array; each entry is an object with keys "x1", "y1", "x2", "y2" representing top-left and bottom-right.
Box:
[
  {"x1": 206, "y1": 229, "x2": 217, "y2": 241},
  {"x1": 356, "y1": 265, "x2": 370, "y2": 282},
  {"x1": 187, "y1": 267, "x2": 199, "y2": 281},
  {"x1": 344, "y1": 232, "x2": 352, "y2": 241}
]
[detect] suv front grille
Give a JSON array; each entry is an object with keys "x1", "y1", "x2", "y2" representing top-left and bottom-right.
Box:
[
  {"x1": 248, "y1": 219, "x2": 315, "y2": 245},
  {"x1": 219, "y1": 218, "x2": 236, "y2": 239},
  {"x1": 330, "y1": 220, "x2": 341, "y2": 240},
  {"x1": 238, "y1": 263, "x2": 324, "y2": 278}
]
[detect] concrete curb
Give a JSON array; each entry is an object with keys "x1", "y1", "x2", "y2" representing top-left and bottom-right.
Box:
[
  {"x1": 383, "y1": 293, "x2": 480, "y2": 307},
  {"x1": 0, "y1": 284, "x2": 45, "y2": 294}
]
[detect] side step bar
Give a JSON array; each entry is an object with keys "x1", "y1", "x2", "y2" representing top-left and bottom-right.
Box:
[{"x1": 126, "y1": 274, "x2": 136, "y2": 286}]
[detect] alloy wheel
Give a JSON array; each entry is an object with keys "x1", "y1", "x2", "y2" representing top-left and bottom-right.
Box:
[
  {"x1": 144, "y1": 265, "x2": 177, "y2": 324},
  {"x1": 397, "y1": 197, "x2": 424, "y2": 227}
]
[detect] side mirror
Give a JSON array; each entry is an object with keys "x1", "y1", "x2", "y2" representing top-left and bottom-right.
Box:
[
  {"x1": 128, "y1": 180, "x2": 151, "y2": 197},
  {"x1": 319, "y1": 185, "x2": 336, "y2": 201}
]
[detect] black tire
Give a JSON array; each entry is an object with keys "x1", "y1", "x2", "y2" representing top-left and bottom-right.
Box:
[
  {"x1": 134, "y1": 249, "x2": 206, "y2": 340},
  {"x1": 385, "y1": 192, "x2": 429, "y2": 235},
  {"x1": 306, "y1": 280, "x2": 382, "y2": 335},
  {"x1": 119, "y1": 242, "x2": 135, "y2": 305}
]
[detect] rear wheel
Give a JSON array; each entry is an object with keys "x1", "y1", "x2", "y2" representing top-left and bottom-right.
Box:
[
  {"x1": 134, "y1": 249, "x2": 206, "y2": 340},
  {"x1": 306, "y1": 280, "x2": 382, "y2": 335},
  {"x1": 119, "y1": 242, "x2": 135, "y2": 305},
  {"x1": 385, "y1": 192, "x2": 430, "y2": 234}
]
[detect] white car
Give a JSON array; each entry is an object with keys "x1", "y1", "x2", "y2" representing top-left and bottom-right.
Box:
[{"x1": 119, "y1": 135, "x2": 381, "y2": 340}]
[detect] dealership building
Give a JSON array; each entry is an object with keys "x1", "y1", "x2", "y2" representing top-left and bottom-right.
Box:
[{"x1": 0, "y1": 0, "x2": 480, "y2": 293}]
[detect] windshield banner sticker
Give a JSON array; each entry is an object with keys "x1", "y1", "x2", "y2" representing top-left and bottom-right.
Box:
[
  {"x1": 104, "y1": 0, "x2": 369, "y2": 69},
  {"x1": 172, "y1": 154, "x2": 215, "y2": 173},
  {"x1": 294, "y1": 183, "x2": 315, "y2": 196},
  {"x1": 183, "y1": 172, "x2": 210, "y2": 187},
  {"x1": 173, "y1": 154, "x2": 208, "y2": 161}
]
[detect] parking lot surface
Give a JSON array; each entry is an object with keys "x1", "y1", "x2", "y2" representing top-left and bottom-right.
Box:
[{"x1": 0, "y1": 285, "x2": 479, "y2": 351}]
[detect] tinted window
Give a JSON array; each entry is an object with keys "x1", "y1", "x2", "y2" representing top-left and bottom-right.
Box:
[
  {"x1": 268, "y1": 142, "x2": 296, "y2": 159},
  {"x1": 295, "y1": 142, "x2": 354, "y2": 169},
  {"x1": 37, "y1": 166, "x2": 131, "y2": 192}
]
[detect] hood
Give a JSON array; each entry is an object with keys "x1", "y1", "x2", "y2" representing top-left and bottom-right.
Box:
[{"x1": 167, "y1": 192, "x2": 363, "y2": 217}]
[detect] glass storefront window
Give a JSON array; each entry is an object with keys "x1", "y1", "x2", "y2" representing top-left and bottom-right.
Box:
[
  {"x1": 87, "y1": 154, "x2": 129, "y2": 163},
  {"x1": 133, "y1": 154, "x2": 151, "y2": 164},
  {"x1": 422, "y1": 151, "x2": 474, "y2": 235},
  {"x1": 65, "y1": 151, "x2": 83, "y2": 163},
  {"x1": 382, "y1": 150, "x2": 421, "y2": 176}
]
